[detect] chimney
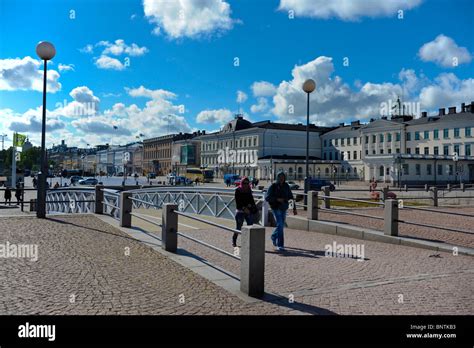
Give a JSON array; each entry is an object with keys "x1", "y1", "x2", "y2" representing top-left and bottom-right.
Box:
[
  {"x1": 351, "y1": 120, "x2": 360, "y2": 126},
  {"x1": 448, "y1": 107, "x2": 456, "y2": 114},
  {"x1": 421, "y1": 111, "x2": 427, "y2": 118},
  {"x1": 439, "y1": 108, "x2": 445, "y2": 116},
  {"x1": 461, "y1": 103, "x2": 466, "y2": 112}
]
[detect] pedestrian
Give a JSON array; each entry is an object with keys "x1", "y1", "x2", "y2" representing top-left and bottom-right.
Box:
[
  {"x1": 233, "y1": 177, "x2": 257, "y2": 248},
  {"x1": 32, "y1": 176, "x2": 38, "y2": 189},
  {"x1": 53, "y1": 182, "x2": 60, "y2": 189},
  {"x1": 4, "y1": 187, "x2": 12, "y2": 205},
  {"x1": 15, "y1": 183, "x2": 23, "y2": 204},
  {"x1": 265, "y1": 171, "x2": 297, "y2": 252}
]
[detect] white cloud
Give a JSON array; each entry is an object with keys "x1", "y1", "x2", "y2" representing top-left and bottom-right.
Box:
[
  {"x1": 98, "y1": 39, "x2": 148, "y2": 57},
  {"x1": 418, "y1": 34, "x2": 472, "y2": 68},
  {"x1": 250, "y1": 97, "x2": 269, "y2": 113},
  {"x1": 95, "y1": 55, "x2": 125, "y2": 70},
  {"x1": 251, "y1": 81, "x2": 276, "y2": 97},
  {"x1": 126, "y1": 85, "x2": 177, "y2": 100},
  {"x1": 0, "y1": 56, "x2": 61, "y2": 92},
  {"x1": 79, "y1": 44, "x2": 94, "y2": 54},
  {"x1": 236, "y1": 90, "x2": 248, "y2": 103},
  {"x1": 419, "y1": 73, "x2": 474, "y2": 110},
  {"x1": 278, "y1": 0, "x2": 422, "y2": 20},
  {"x1": 58, "y1": 63, "x2": 75, "y2": 72},
  {"x1": 196, "y1": 108, "x2": 233, "y2": 124},
  {"x1": 143, "y1": 0, "x2": 236, "y2": 39}
]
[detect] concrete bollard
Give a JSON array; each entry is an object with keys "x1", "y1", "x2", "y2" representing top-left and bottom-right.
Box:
[
  {"x1": 162, "y1": 203, "x2": 178, "y2": 253},
  {"x1": 460, "y1": 183, "x2": 465, "y2": 192},
  {"x1": 307, "y1": 190, "x2": 318, "y2": 220},
  {"x1": 404, "y1": 184, "x2": 408, "y2": 192},
  {"x1": 240, "y1": 225, "x2": 265, "y2": 298},
  {"x1": 95, "y1": 185, "x2": 104, "y2": 214},
  {"x1": 119, "y1": 191, "x2": 132, "y2": 227},
  {"x1": 447, "y1": 184, "x2": 451, "y2": 192},
  {"x1": 424, "y1": 184, "x2": 429, "y2": 192},
  {"x1": 323, "y1": 186, "x2": 331, "y2": 209},
  {"x1": 431, "y1": 187, "x2": 438, "y2": 207},
  {"x1": 29, "y1": 198, "x2": 36, "y2": 212},
  {"x1": 384, "y1": 199, "x2": 398, "y2": 236}
]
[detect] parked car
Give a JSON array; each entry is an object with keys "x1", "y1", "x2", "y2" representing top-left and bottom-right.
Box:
[
  {"x1": 224, "y1": 174, "x2": 240, "y2": 185},
  {"x1": 70, "y1": 176, "x2": 84, "y2": 185},
  {"x1": 78, "y1": 178, "x2": 98, "y2": 186},
  {"x1": 287, "y1": 181, "x2": 300, "y2": 190},
  {"x1": 116, "y1": 172, "x2": 124, "y2": 177},
  {"x1": 147, "y1": 173, "x2": 156, "y2": 179},
  {"x1": 174, "y1": 176, "x2": 192, "y2": 185},
  {"x1": 309, "y1": 179, "x2": 335, "y2": 192}
]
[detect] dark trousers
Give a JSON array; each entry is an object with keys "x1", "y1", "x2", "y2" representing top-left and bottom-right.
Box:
[{"x1": 233, "y1": 211, "x2": 253, "y2": 246}]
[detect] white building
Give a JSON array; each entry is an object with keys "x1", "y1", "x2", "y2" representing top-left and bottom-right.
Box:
[{"x1": 321, "y1": 102, "x2": 474, "y2": 184}]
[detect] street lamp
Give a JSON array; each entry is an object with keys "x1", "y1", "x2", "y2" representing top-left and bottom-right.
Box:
[
  {"x1": 36, "y1": 41, "x2": 56, "y2": 218},
  {"x1": 302, "y1": 79, "x2": 316, "y2": 201}
]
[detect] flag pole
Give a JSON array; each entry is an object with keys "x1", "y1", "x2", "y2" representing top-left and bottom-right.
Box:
[{"x1": 11, "y1": 132, "x2": 16, "y2": 188}]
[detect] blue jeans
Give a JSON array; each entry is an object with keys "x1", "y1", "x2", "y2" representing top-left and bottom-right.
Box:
[
  {"x1": 271, "y1": 209, "x2": 286, "y2": 248},
  {"x1": 233, "y1": 211, "x2": 253, "y2": 246}
]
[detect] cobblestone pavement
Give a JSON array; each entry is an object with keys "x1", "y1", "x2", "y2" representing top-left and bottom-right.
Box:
[
  {"x1": 0, "y1": 216, "x2": 300, "y2": 315},
  {"x1": 131, "y1": 210, "x2": 474, "y2": 315}
]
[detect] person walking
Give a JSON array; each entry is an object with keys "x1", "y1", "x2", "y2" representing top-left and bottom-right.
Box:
[
  {"x1": 4, "y1": 187, "x2": 12, "y2": 205},
  {"x1": 232, "y1": 177, "x2": 257, "y2": 248},
  {"x1": 265, "y1": 171, "x2": 297, "y2": 252},
  {"x1": 15, "y1": 183, "x2": 23, "y2": 205}
]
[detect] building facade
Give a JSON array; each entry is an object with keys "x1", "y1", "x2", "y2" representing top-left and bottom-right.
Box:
[
  {"x1": 321, "y1": 102, "x2": 474, "y2": 184},
  {"x1": 171, "y1": 133, "x2": 203, "y2": 176}
]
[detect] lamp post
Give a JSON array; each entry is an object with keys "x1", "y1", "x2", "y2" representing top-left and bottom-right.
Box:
[
  {"x1": 36, "y1": 41, "x2": 56, "y2": 218},
  {"x1": 302, "y1": 79, "x2": 316, "y2": 201}
]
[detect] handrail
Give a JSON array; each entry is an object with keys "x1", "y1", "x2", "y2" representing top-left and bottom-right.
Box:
[
  {"x1": 174, "y1": 210, "x2": 242, "y2": 235},
  {"x1": 396, "y1": 219, "x2": 473, "y2": 235},
  {"x1": 176, "y1": 231, "x2": 240, "y2": 260},
  {"x1": 319, "y1": 207, "x2": 385, "y2": 221},
  {"x1": 128, "y1": 196, "x2": 163, "y2": 209},
  {"x1": 319, "y1": 195, "x2": 385, "y2": 206},
  {"x1": 102, "y1": 201, "x2": 120, "y2": 210},
  {"x1": 400, "y1": 205, "x2": 474, "y2": 217},
  {"x1": 130, "y1": 212, "x2": 162, "y2": 227}
]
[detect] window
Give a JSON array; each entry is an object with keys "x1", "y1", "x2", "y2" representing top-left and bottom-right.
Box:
[
  {"x1": 424, "y1": 147, "x2": 429, "y2": 155},
  {"x1": 406, "y1": 148, "x2": 411, "y2": 154},
  {"x1": 403, "y1": 164, "x2": 409, "y2": 175},
  {"x1": 380, "y1": 149, "x2": 384, "y2": 154},
  {"x1": 406, "y1": 132, "x2": 411, "y2": 141},
  {"x1": 329, "y1": 152, "x2": 333, "y2": 160},
  {"x1": 387, "y1": 133, "x2": 392, "y2": 142},
  {"x1": 434, "y1": 146, "x2": 439, "y2": 155},
  {"x1": 396, "y1": 148, "x2": 400, "y2": 153},
  {"x1": 466, "y1": 144, "x2": 471, "y2": 156},
  {"x1": 454, "y1": 144, "x2": 460, "y2": 155},
  {"x1": 372, "y1": 135, "x2": 376, "y2": 143},
  {"x1": 388, "y1": 149, "x2": 392, "y2": 154},
  {"x1": 416, "y1": 164, "x2": 421, "y2": 175},
  {"x1": 434, "y1": 129, "x2": 439, "y2": 139},
  {"x1": 466, "y1": 127, "x2": 472, "y2": 137},
  {"x1": 454, "y1": 128, "x2": 460, "y2": 137},
  {"x1": 379, "y1": 166, "x2": 384, "y2": 176},
  {"x1": 353, "y1": 137, "x2": 357, "y2": 145},
  {"x1": 396, "y1": 132, "x2": 401, "y2": 141},
  {"x1": 244, "y1": 139, "x2": 247, "y2": 147},
  {"x1": 379, "y1": 134, "x2": 384, "y2": 143},
  {"x1": 365, "y1": 136, "x2": 369, "y2": 143},
  {"x1": 443, "y1": 145, "x2": 449, "y2": 156},
  {"x1": 253, "y1": 138, "x2": 257, "y2": 146},
  {"x1": 365, "y1": 150, "x2": 369, "y2": 155},
  {"x1": 325, "y1": 168, "x2": 329, "y2": 175},
  {"x1": 323, "y1": 140, "x2": 327, "y2": 147},
  {"x1": 347, "y1": 152, "x2": 351, "y2": 160},
  {"x1": 347, "y1": 138, "x2": 351, "y2": 145},
  {"x1": 448, "y1": 165, "x2": 454, "y2": 175},
  {"x1": 424, "y1": 130, "x2": 429, "y2": 139},
  {"x1": 353, "y1": 151, "x2": 357, "y2": 159},
  {"x1": 372, "y1": 149, "x2": 376, "y2": 155},
  {"x1": 341, "y1": 138, "x2": 345, "y2": 146},
  {"x1": 323, "y1": 153, "x2": 327, "y2": 160},
  {"x1": 415, "y1": 131, "x2": 420, "y2": 140},
  {"x1": 335, "y1": 152, "x2": 339, "y2": 160},
  {"x1": 335, "y1": 139, "x2": 338, "y2": 146},
  {"x1": 427, "y1": 164, "x2": 432, "y2": 176},
  {"x1": 415, "y1": 148, "x2": 420, "y2": 154},
  {"x1": 438, "y1": 165, "x2": 443, "y2": 176},
  {"x1": 443, "y1": 129, "x2": 449, "y2": 139}
]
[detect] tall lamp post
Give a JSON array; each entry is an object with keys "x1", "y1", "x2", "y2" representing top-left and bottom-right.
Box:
[
  {"x1": 302, "y1": 79, "x2": 316, "y2": 202},
  {"x1": 36, "y1": 41, "x2": 56, "y2": 218}
]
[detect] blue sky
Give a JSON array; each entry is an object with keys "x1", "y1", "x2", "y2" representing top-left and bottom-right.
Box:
[{"x1": 0, "y1": 0, "x2": 473, "y2": 148}]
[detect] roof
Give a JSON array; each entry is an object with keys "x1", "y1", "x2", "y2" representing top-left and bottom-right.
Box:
[
  {"x1": 259, "y1": 155, "x2": 321, "y2": 160},
  {"x1": 252, "y1": 120, "x2": 333, "y2": 133},
  {"x1": 405, "y1": 111, "x2": 474, "y2": 126}
]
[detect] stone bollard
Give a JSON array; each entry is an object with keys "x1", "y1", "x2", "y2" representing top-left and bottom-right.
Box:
[
  {"x1": 95, "y1": 185, "x2": 104, "y2": 214},
  {"x1": 307, "y1": 190, "x2": 318, "y2": 220},
  {"x1": 29, "y1": 198, "x2": 36, "y2": 212},
  {"x1": 447, "y1": 184, "x2": 451, "y2": 192},
  {"x1": 240, "y1": 225, "x2": 265, "y2": 298},
  {"x1": 323, "y1": 186, "x2": 331, "y2": 209},
  {"x1": 460, "y1": 183, "x2": 465, "y2": 192},
  {"x1": 404, "y1": 184, "x2": 408, "y2": 192},
  {"x1": 162, "y1": 203, "x2": 178, "y2": 253},
  {"x1": 384, "y1": 199, "x2": 398, "y2": 236},
  {"x1": 424, "y1": 184, "x2": 429, "y2": 192},
  {"x1": 431, "y1": 187, "x2": 438, "y2": 207},
  {"x1": 119, "y1": 191, "x2": 132, "y2": 228}
]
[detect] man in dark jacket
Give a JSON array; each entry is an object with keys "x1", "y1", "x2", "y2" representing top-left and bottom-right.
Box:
[
  {"x1": 265, "y1": 171, "x2": 297, "y2": 251},
  {"x1": 233, "y1": 177, "x2": 256, "y2": 247}
]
